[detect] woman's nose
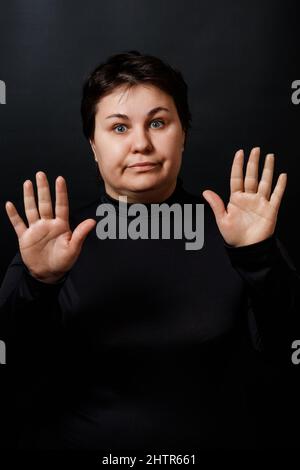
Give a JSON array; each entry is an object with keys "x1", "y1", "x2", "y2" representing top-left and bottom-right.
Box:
[{"x1": 131, "y1": 127, "x2": 153, "y2": 153}]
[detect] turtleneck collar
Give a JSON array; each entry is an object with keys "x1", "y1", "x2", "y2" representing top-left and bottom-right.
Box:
[{"x1": 100, "y1": 177, "x2": 185, "y2": 214}]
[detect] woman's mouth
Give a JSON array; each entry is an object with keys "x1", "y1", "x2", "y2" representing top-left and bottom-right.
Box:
[{"x1": 127, "y1": 163, "x2": 159, "y2": 171}]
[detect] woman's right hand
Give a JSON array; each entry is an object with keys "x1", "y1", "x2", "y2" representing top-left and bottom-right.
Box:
[{"x1": 5, "y1": 171, "x2": 96, "y2": 284}]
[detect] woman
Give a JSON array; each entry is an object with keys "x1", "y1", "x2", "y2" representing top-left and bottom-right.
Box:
[{"x1": 1, "y1": 50, "x2": 299, "y2": 450}]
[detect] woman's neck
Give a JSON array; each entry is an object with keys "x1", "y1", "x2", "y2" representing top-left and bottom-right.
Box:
[{"x1": 103, "y1": 179, "x2": 179, "y2": 205}]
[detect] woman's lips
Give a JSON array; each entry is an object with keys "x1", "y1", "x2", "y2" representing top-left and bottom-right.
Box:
[{"x1": 127, "y1": 163, "x2": 159, "y2": 171}]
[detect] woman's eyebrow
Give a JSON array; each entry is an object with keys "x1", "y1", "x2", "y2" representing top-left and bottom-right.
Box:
[{"x1": 105, "y1": 106, "x2": 170, "y2": 120}]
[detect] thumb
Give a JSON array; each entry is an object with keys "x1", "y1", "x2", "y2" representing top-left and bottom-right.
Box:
[
  {"x1": 202, "y1": 190, "x2": 226, "y2": 222},
  {"x1": 70, "y1": 218, "x2": 96, "y2": 253}
]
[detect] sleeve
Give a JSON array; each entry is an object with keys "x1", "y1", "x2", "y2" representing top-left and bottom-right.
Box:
[
  {"x1": 0, "y1": 251, "x2": 69, "y2": 363},
  {"x1": 224, "y1": 234, "x2": 300, "y2": 366},
  {"x1": 0, "y1": 252, "x2": 74, "y2": 433}
]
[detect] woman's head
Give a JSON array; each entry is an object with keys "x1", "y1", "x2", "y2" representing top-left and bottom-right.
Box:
[{"x1": 80, "y1": 50, "x2": 192, "y2": 202}]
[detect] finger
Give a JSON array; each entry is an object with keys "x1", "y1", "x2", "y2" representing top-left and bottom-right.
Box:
[
  {"x1": 230, "y1": 149, "x2": 244, "y2": 193},
  {"x1": 257, "y1": 154, "x2": 275, "y2": 199},
  {"x1": 69, "y1": 219, "x2": 96, "y2": 253},
  {"x1": 55, "y1": 176, "x2": 69, "y2": 222},
  {"x1": 244, "y1": 147, "x2": 260, "y2": 193},
  {"x1": 5, "y1": 201, "x2": 27, "y2": 238},
  {"x1": 269, "y1": 173, "x2": 287, "y2": 211},
  {"x1": 202, "y1": 190, "x2": 226, "y2": 221},
  {"x1": 36, "y1": 171, "x2": 54, "y2": 219},
  {"x1": 23, "y1": 180, "x2": 40, "y2": 225}
]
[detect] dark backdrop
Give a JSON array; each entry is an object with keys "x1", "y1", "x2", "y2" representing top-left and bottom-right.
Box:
[{"x1": 0, "y1": 0, "x2": 299, "y2": 450}]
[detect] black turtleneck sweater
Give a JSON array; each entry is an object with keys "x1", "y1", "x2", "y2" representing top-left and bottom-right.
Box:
[{"x1": 0, "y1": 177, "x2": 299, "y2": 450}]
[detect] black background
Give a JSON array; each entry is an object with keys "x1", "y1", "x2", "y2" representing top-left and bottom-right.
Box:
[{"x1": 0, "y1": 0, "x2": 299, "y2": 450}]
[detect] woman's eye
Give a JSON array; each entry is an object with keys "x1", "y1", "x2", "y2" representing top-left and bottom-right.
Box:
[
  {"x1": 113, "y1": 124, "x2": 127, "y2": 133},
  {"x1": 113, "y1": 120, "x2": 164, "y2": 134},
  {"x1": 150, "y1": 119, "x2": 164, "y2": 129}
]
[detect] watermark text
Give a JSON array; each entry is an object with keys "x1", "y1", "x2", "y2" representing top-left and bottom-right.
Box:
[
  {"x1": 96, "y1": 198, "x2": 204, "y2": 251},
  {"x1": 0, "y1": 80, "x2": 6, "y2": 104},
  {"x1": 0, "y1": 340, "x2": 6, "y2": 365}
]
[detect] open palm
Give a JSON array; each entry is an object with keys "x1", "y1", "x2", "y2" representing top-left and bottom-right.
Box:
[
  {"x1": 202, "y1": 147, "x2": 287, "y2": 247},
  {"x1": 5, "y1": 172, "x2": 96, "y2": 283}
]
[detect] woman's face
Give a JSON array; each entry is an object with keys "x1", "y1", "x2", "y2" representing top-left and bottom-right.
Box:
[{"x1": 89, "y1": 83, "x2": 185, "y2": 203}]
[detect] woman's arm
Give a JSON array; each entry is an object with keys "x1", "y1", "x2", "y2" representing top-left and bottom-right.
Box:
[
  {"x1": 1, "y1": 171, "x2": 95, "y2": 352},
  {"x1": 224, "y1": 235, "x2": 300, "y2": 365},
  {"x1": 202, "y1": 147, "x2": 298, "y2": 364},
  {"x1": 0, "y1": 250, "x2": 68, "y2": 358}
]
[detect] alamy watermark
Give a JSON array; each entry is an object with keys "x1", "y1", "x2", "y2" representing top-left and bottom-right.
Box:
[
  {"x1": 291, "y1": 80, "x2": 300, "y2": 105},
  {"x1": 291, "y1": 340, "x2": 300, "y2": 365},
  {"x1": 1, "y1": 81, "x2": 7, "y2": 363},
  {"x1": 0, "y1": 80, "x2": 6, "y2": 104},
  {"x1": 95, "y1": 198, "x2": 205, "y2": 251},
  {"x1": 0, "y1": 340, "x2": 6, "y2": 365}
]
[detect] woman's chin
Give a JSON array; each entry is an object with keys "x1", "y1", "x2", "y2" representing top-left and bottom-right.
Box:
[{"x1": 124, "y1": 173, "x2": 166, "y2": 192}]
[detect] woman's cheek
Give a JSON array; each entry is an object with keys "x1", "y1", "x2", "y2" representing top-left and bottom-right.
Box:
[{"x1": 163, "y1": 130, "x2": 181, "y2": 151}]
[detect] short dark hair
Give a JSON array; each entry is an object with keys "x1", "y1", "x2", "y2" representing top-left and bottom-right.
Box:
[{"x1": 80, "y1": 50, "x2": 192, "y2": 179}]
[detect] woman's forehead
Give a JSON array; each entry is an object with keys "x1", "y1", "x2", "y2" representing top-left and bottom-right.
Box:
[{"x1": 96, "y1": 84, "x2": 174, "y2": 117}]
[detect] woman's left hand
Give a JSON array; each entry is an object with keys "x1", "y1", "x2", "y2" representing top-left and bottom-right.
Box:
[{"x1": 202, "y1": 147, "x2": 287, "y2": 247}]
